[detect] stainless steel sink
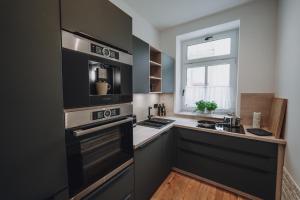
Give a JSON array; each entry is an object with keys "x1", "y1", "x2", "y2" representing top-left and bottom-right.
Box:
[{"x1": 137, "y1": 118, "x2": 175, "y2": 129}]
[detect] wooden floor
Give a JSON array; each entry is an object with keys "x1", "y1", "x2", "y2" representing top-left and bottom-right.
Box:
[{"x1": 151, "y1": 172, "x2": 248, "y2": 200}]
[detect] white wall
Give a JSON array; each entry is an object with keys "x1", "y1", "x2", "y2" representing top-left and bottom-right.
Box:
[
  {"x1": 109, "y1": 0, "x2": 160, "y2": 49},
  {"x1": 276, "y1": 0, "x2": 300, "y2": 186},
  {"x1": 160, "y1": 0, "x2": 278, "y2": 114}
]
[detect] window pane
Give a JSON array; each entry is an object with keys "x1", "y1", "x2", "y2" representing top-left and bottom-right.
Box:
[
  {"x1": 186, "y1": 67, "x2": 205, "y2": 86},
  {"x1": 207, "y1": 64, "x2": 230, "y2": 86},
  {"x1": 184, "y1": 63, "x2": 233, "y2": 111},
  {"x1": 187, "y1": 38, "x2": 231, "y2": 60}
]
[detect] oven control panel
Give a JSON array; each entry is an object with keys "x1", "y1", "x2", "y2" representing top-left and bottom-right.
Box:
[
  {"x1": 92, "y1": 108, "x2": 120, "y2": 120},
  {"x1": 91, "y1": 43, "x2": 119, "y2": 60}
]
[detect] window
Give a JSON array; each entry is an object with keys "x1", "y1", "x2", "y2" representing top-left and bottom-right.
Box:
[{"x1": 181, "y1": 30, "x2": 238, "y2": 113}]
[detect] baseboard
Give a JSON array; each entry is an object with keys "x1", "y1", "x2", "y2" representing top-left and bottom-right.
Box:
[{"x1": 282, "y1": 167, "x2": 300, "y2": 200}]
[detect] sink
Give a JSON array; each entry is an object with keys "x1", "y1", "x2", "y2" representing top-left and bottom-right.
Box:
[{"x1": 137, "y1": 118, "x2": 175, "y2": 129}]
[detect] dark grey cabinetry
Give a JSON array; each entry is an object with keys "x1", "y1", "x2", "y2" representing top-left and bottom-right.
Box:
[
  {"x1": 162, "y1": 54, "x2": 175, "y2": 93},
  {"x1": 1, "y1": 0, "x2": 68, "y2": 199},
  {"x1": 84, "y1": 165, "x2": 134, "y2": 200},
  {"x1": 174, "y1": 128, "x2": 278, "y2": 200},
  {"x1": 61, "y1": 0, "x2": 132, "y2": 53},
  {"x1": 134, "y1": 129, "x2": 173, "y2": 200},
  {"x1": 133, "y1": 36, "x2": 150, "y2": 93},
  {"x1": 161, "y1": 129, "x2": 175, "y2": 178},
  {"x1": 135, "y1": 136, "x2": 163, "y2": 200}
]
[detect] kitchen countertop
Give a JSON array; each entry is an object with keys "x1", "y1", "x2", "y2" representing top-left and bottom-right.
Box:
[{"x1": 133, "y1": 116, "x2": 287, "y2": 149}]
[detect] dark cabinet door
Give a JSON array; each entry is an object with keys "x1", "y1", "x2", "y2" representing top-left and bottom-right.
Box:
[
  {"x1": 134, "y1": 136, "x2": 163, "y2": 200},
  {"x1": 175, "y1": 128, "x2": 277, "y2": 200},
  {"x1": 84, "y1": 165, "x2": 134, "y2": 200},
  {"x1": 161, "y1": 129, "x2": 175, "y2": 179},
  {"x1": 132, "y1": 36, "x2": 150, "y2": 93},
  {"x1": 162, "y1": 53, "x2": 175, "y2": 93},
  {"x1": 61, "y1": 0, "x2": 132, "y2": 53},
  {"x1": 1, "y1": 0, "x2": 68, "y2": 199}
]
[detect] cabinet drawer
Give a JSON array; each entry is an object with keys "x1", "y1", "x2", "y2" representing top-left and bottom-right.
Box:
[
  {"x1": 178, "y1": 138, "x2": 277, "y2": 173},
  {"x1": 176, "y1": 149, "x2": 276, "y2": 200},
  {"x1": 177, "y1": 128, "x2": 278, "y2": 158},
  {"x1": 84, "y1": 165, "x2": 134, "y2": 200}
]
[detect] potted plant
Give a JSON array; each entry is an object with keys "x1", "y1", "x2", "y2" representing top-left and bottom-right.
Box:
[
  {"x1": 195, "y1": 100, "x2": 207, "y2": 113},
  {"x1": 206, "y1": 101, "x2": 218, "y2": 113}
]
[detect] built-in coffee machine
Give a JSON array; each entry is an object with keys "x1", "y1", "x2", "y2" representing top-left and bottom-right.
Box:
[{"x1": 61, "y1": 30, "x2": 133, "y2": 109}]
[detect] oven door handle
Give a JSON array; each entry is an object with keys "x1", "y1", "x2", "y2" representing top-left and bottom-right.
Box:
[{"x1": 73, "y1": 117, "x2": 133, "y2": 137}]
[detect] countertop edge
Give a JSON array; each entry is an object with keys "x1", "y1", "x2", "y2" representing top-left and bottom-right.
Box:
[
  {"x1": 173, "y1": 124, "x2": 287, "y2": 145},
  {"x1": 133, "y1": 125, "x2": 173, "y2": 149},
  {"x1": 133, "y1": 118, "x2": 287, "y2": 149}
]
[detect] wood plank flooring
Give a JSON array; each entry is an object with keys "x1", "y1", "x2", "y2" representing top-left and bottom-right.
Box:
[{"x1": 151, "y1": 172, "x2": 248, "y2": 200}]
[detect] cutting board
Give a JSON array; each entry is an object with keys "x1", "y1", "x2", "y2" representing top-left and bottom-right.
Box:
[
  {"x1": 240, "y1": 93, "x2": 274, "y2": 127},
  {"x1": 268, "y1": 98, "x2": 287, "y2": 138},
  {"x1": 240, "y1": 93, "x2": 287, "y2": 138}
]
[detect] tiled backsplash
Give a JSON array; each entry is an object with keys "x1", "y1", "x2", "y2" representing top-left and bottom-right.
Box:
[
  {"x1": 159, "y1": 93, "x2": 175, "y2": 116},
  {"x1": 133, "y1": 93, "x2": 175, "y2": 121},
  {"x1": 133, "y1": 94, "x2": 160, "y2": 121}
]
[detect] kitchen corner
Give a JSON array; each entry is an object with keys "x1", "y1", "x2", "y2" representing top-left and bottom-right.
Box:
[{"x1": 133, "y1": 114, "x2": 286, "y2": 200}]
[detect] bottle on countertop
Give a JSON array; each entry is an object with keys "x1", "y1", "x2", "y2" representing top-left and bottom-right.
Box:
[
  {"x1": 162, "y1": 103, "x2": 166, "y2": 116},
  {"x1": 157, "y1": 104, "x2": 162, "y2": 116}
]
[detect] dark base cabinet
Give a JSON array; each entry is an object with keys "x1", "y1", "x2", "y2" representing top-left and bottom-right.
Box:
[
  {"x1": 174, "y1": 128, "x2": 278, "y2": 200},
  {"x1": 134, "y1": 129, "x2": 174, "y2": 200},
  {"x1": 84, "y1": 165, "x2": 134, "y2": 200}
]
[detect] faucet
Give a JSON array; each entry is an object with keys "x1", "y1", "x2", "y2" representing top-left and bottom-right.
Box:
[{"x1": 148, "y1": 106, "x2": 153, "y2": 120}]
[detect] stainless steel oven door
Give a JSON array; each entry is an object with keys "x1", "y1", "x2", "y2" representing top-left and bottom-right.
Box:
[{"x1": 65, "y1": 116, "x2": 133, "y2": 199}]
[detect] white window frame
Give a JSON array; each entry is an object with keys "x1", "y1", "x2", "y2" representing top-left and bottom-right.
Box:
[{"x1": 180, "y1": 30, "x2": 238, "y2": 113}]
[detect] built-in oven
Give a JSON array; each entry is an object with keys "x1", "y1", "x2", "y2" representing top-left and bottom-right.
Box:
[
  {"x1": 61, "y1": 30, "x2": 133, "y2": 109},
  {"x1": 64, "y1": 103, "x2": 133, "y2": 199}
]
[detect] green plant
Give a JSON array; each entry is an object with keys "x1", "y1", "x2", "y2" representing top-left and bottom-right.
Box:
[
  {"x1": 195, "y1": 100, "x2": 207, "y2": 112},
  {"x1": 206, "y1": 101, "x2": 218, "y2": 111}
]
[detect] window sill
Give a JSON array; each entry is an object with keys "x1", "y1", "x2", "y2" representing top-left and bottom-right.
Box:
[{"x1": 175, "y1": 111, "x2": 225, "y2": 121}]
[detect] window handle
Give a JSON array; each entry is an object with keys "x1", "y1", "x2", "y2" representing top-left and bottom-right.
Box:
[{"x1": 182, "y1": 89, "x2": 185, "y2": 96}]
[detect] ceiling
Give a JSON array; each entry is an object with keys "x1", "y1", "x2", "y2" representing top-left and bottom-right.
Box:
[{"x1": 124, "y1": 0, "x2": 253, "y2": 30}]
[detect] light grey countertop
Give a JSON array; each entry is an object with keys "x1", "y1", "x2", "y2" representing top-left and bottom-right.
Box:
[{"x1": 133, "y1": 116, "x2": 286, "y2": 149}]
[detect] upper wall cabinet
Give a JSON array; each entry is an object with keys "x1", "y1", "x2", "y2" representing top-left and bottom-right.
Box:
[
  {"x1": 133, "y1": 36, "x2": 175, "y2": 93},
  {"x1": 133, "y1": 36, "x2": 150, "y2": 93},
  {"x1": 162, "y1": 53, "x2": 175, "y2": 93},
  {"x1": 60, "y1": 0, "x2": 133, "y2": 53}
]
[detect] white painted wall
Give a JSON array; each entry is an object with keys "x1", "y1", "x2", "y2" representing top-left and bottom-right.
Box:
[
  {"x1": 276, "y1": 0, "x2": 300, "y2": 186},
  {"x1": 109, "y1": 0, "x2": 160, "y2": 49},
  {"x1": 160, "y1": 0, "x2": 278, "y2": 114}
]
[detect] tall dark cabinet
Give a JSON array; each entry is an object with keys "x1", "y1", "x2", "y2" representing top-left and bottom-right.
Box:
[
  {"x1": 61, "y1": 0, "x2": 133, "y2": 53},
  {"x1": 1, "y1": 1, "x2": 68, "y2": 199}
]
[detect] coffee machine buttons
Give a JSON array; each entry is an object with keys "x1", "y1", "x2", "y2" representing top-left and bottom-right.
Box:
[
  {"x1": 102, "y1": 48, "x2": 110, "y2": 57},
  {"x1": 104, "y1": 110, "x2": 111, "y2": 118}
]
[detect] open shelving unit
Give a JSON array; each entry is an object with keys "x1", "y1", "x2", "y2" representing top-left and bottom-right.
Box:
[{"x1": 149, "y1": 46, "x2": 162, "y2": 93}]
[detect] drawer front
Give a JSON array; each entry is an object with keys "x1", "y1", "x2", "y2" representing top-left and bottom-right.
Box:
[
  {"x1": 174, "y1": 128, "x2": 278, "y2": 200},
  {"x1": 176, "y1": 149, "x2": 276, "y2": 200},
  {"x1": 178, "y1": 137, "x2": 277, "y2": 173},
  {"x1": 177, "y1": 128, "x2": 278, "y2": 158},
  {"x1": 84, "y1": 165, "x2": 134, "y2": 200}
]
